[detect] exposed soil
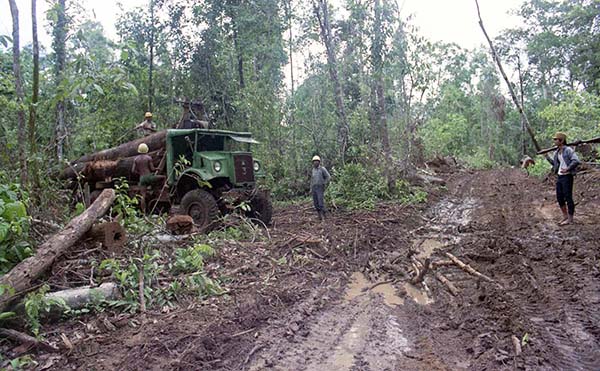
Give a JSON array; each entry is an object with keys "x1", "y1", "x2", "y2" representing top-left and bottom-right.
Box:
[{"x1": 2, "y1": 168, "x2": 599, "y2": 370}]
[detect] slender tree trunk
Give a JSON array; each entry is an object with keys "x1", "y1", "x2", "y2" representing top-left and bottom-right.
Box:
[
  {"x1": 28, "y1": 0, "x2": 41, "y2": 193},
  {"x1": 286, "y1": 0, "x2": 294, "y2": 96},
  {"x1": 517, "y1": 56, "x2": 527, "y2": 156},
  {"x1": 312, "y1": 0, "x2": 349, "y2": 163},
  {"x1": 148, "y1": 0, "x2": 155, "y2": 112},
  {"x1": 54, "y1": 0, "x2": 67, "y2": 162},
  {"x1": 8, "y1": 0, "x2": 28, "y2": 186},
  {"x1": 372, "y1": 0, "x2": 394, "y2": 189},
  {"x1": 474, "y1": 0, "x2": 542, "y2": 153}
]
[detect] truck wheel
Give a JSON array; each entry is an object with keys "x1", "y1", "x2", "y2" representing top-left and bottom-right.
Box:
[
  {"x1": 248, "y1": 190, "x2": 273, "y2": 225},
  {"x1": 181, "y1": 189, "x2": 219, "y2": 229}
]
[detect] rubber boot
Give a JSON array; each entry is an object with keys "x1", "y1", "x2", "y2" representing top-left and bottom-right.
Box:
[{"x1": 318, "y1": 211, "x2": 325, "y2": 221}]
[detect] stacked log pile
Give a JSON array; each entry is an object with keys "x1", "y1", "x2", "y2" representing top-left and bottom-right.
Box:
[{"x1": 60, "y1": 131, "x2": 167, "y2": 183}]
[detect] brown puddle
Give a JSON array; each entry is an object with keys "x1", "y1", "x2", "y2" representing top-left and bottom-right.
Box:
[
  {"x1": 403, "y1": 283, "x2": 434, "y2": 305},
  {"x1": 345, "y1": 272, "x2": 404, "y2": 306},
  {"x1": 414, "y1": 238, "x2": 445, "y2": 259}
]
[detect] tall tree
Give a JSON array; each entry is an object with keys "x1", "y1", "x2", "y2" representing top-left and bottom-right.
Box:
[
  {"x1": 371, "y1": 0, "x2": 393, "y2": 188},
  {"x1": 148, "y1": 0, "x2": 155, "y2": 112},
  {"x1": 28, "y1": 0, "x2": 41, "y2": 192},
  {"x1": 8, "y1": 0, "x2": 28, "y2": 186},
  {"x1": 52, "y1": 0, "x2": 68, "y2": 161},
  {"x1": 312, "y1": 0, "x2": 349, "y2": 163}
]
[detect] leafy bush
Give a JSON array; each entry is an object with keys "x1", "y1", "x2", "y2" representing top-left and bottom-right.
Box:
[
  {"x1": 462, "y1": 147, "x2": 497, "y2": 170},
  {"x1": 525, "y1": 157, "x2": 552, "y2": 178},
  {"x1": 325, "y1": 163, "x2": 428, "y2": 210},
  {"x1": 326, "y1": 163, "x2": 389, "y2": 210},
  {"x1": 0, "y1": 183, "x2": 32, "y2": 274},
  {"x1": 538, "y1": 90, "x2": 600, "y2": 143},
  {"x1": 100, "y1": 244, "x2": 220, "y2": 312},
  {"x1": 24, "y1": 285, "x2": 68, "y2": 337}
]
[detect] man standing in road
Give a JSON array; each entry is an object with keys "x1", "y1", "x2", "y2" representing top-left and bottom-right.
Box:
[
  {"x1": 310, "y1": 155, "x2": 330, "y2": 221},
  {"x1": 551, "y1": 132, "x2": 580, "y2": 225}
]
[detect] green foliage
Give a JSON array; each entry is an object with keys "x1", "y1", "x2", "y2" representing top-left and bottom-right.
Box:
[
  {"x1": 525, "y1": 158, "x2": 552, "y2": 178},
  {"x1": 7, "y1": 355, "x2": 36, "y2": 370},
  {"x1": 326, "y1": 163, "x2": 389, "y2": 210},
  {"x1": 99, "y1": 243, "x2": 220, "y2": 312},
  {"x1": 0, "y1": 183, "x2": 32, "y2": 274},
  {"x1": 24, "y1": 285, "x2": 69, "y2": 337},
  {"x1": 538, "y1": 90, "x2": 600, "y2": 143},
  {"x1": 111, "y1": 179, "x2": 141, "y2": 229},
  {"x1": 420, "y1": 113, "x2": 470, "y2": 157},
  {"x1": 171, "y1": 244, "x2": 215, "y2": 274},
  {"x1": 462, "y1": 148, "x2": 498, "y2": 170},
  {"x1": 326, "y1": 163, "x2": 427, "y2": 210}
]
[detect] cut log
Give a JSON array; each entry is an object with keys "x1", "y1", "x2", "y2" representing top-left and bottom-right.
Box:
[
  {"x1": 60, "y1": 149, "x2": 163, "y2": 181},
  {"x1": 0, "y1": 189, "x2": 116, "y2": 312},
  {"x1": 166, "y1": 215, "x2": 194, "y2": 235},
  {"x1": 85, "y1": 222, "x2": 127, "y2": 252},
  {"x1": 73, "y1": 130, "x2": 166, "y2": 164},
  {"x1": 410, "y1": 257, "x2": 431, "y2": 285}
]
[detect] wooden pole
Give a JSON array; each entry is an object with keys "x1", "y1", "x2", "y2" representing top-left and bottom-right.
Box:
[{"x1": 474, "y1": 0, "x2": 542, "y2": 153}]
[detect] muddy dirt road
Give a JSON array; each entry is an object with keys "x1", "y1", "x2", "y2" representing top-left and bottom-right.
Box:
[{"x1": 8, "y1": 169, "x2": 600, "y2": 370}]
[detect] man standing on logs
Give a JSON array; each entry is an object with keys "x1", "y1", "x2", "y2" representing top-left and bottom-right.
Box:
[
  {"x1": 135, "y1": 112, "x2": 157, "y2": 137},
  {"x1": 310, "y1": 155, "x2": 330, "y2": 221},
  {"x1": 551, "y1": 132, "x2": 580, "y2": 225}
]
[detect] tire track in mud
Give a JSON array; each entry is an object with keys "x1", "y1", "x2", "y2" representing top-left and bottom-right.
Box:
[
  {"x1": 448, "y1": 170, "x2": 600, "y2": 370},
  {"x1": 247, "y1": 194, "x2": 481, "y2": 370}
]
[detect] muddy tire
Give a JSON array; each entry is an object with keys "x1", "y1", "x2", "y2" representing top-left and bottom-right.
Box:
[
  {"x1": 247, "y1": 190, "x2": 273, "y2": 225},
  {"x1": 181, "y1": 189, "x2": 219, "y2": 230}
]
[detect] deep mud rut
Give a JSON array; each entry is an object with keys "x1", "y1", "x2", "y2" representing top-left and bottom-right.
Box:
[{"x1": 5, "y1": 169, "x2": 600, "y2": 370}]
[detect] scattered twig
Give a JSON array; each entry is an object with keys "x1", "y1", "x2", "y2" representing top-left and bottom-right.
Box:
[
  {"x1": 244, "y1": 344, "x2": 265, "y2": 365},
  {"x1": 445, "y1": 252, "x2": 495, "y2": 283},
  {"x1": 410, "y1": 258, "x2": 431, "y2": 285},
  {"x1": 230, "y1": 328, "x2": 256, "y2": 338},
  {"x1": 434, "y1": 272, "x2": 459, "y2": 296}
]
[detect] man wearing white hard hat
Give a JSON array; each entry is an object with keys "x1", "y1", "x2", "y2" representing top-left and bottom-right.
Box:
[{"x1": 310, "y1": 155, "x2": 330, "y2": 221}]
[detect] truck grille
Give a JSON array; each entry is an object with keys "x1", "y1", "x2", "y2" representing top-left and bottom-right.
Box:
[{"x1": 234, "y1": 154, "x2": 255, "y2": 183}]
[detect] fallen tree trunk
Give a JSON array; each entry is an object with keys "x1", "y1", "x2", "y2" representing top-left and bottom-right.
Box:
[
  {"x1": 0, "y1": 189, "x2": 116, "y2": 312},
  {"x1": 73, "y1": 130, "x2": 166, "y2": 164},
  {"x1": 0, "y1": 328, "x2": 59, "y2": 352}
]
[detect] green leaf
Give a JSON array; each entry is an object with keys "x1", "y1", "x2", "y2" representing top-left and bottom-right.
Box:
[
  {"x1": 2, "y1": 201, "x2": 27, "y2": 222},
  {"x1": 0, "y1": 223, "x2": 8, "y2": 243},
  {"x1": 93, "y1": 84, "x2": 105, "y2": 95},
  {"x1": 0, "y1": 311, "x2": 15, "y2": 320}
]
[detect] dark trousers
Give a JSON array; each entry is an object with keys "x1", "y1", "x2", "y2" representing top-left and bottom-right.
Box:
[
  {"x1": 311, "y1": 185, "x2": 326, "y2": 213},
  {"x1": 556, "y1": 174, "x2": 575, "y2": 215}
]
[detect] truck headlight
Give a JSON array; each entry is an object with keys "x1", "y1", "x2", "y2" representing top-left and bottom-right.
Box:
[
  {"x1": 253, "y1": 161, "x2": 260, "y2": 172},
  {"x1": 213, "y1": 161, "x2": 222, "y2": 172}
]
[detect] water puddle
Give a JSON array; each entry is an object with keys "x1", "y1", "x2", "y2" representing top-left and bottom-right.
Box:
[
  {"x1": 403, "y1": 283, "x2": 434, "y2": 305},
  {"x1": 414, "y1": 238, "x2": 445, "y2": 260},
  {"x1": 345, "y1": 272, "x2": 404, "y2": 306}
]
